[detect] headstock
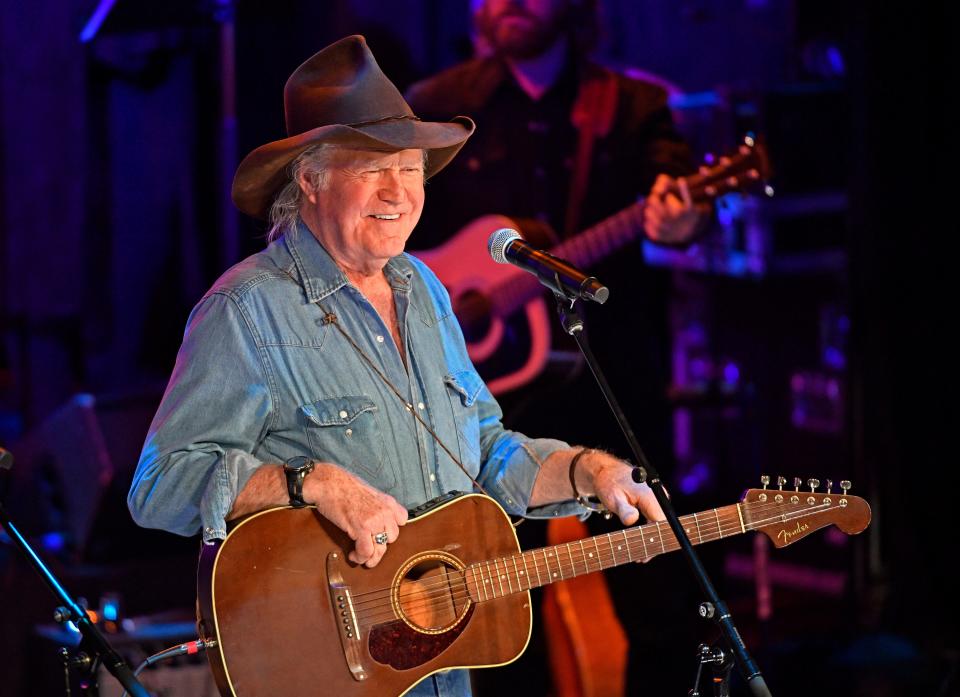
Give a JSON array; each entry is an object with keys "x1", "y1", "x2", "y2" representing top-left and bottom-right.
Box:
[
  {"x1": 741, "y1": 475, "x2": 871, "y2": 548},
  {"x1": 686, "y1": 135, "x2": 773, "y2": 204}
]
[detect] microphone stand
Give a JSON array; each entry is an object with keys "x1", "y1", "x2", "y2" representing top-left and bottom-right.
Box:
[
  {"x1": 550, "y1": 292, "x2": 772, "y2": 697},
  {"x1": 0, "y1": 448, "x2": 150, "y2": 697}
]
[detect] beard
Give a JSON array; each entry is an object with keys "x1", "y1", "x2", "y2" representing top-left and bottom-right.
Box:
[{"x1": 477, "y1": 5, "x2": 569, "y2": 60}]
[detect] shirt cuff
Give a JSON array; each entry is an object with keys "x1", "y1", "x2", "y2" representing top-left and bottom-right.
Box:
[
  {"x1": 199, "y1": 448, "x2": 265, "y2": 543},
  {"x1": 483, "y1": 437, "x2": 589, "y2": 519}
]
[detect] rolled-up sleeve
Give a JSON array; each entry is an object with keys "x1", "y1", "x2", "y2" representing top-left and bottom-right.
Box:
[
  {"x1": 473, "y1": 383, "x2": 587, "y2": 519},
  {"x1": 128, "y1": 292, "x2": 274, "y2": 542}
]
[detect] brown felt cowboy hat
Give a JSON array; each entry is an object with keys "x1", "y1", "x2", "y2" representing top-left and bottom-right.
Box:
[{"x1": 232, "y1": 35, "x2": 475, "y2": 219}]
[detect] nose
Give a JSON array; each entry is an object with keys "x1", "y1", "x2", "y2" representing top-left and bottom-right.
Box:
[{"x1": 378, "y1": 169, "x2": 405, "y2": 204}]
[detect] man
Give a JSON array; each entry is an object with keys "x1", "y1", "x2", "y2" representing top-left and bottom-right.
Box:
[
  {"x1": 406, "y1": 0, "x2": 707, "y2": 455},
  {"x1": 405, "y1": 1, "x2": 709, "y2": 693},
  {"x1": 128, "y1": 35, "x2": 663, "y2": 697}
]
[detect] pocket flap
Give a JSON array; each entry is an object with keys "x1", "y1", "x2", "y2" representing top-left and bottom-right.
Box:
[
  {"x1": 300, "y1": 396, "x2": 377, "y2": 426},
  {"x1": 443, "y1": 370, "x2": 485, "y2": 408}
]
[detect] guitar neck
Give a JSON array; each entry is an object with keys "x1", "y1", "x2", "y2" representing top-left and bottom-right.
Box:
[
  {"x1": 489, "y1": 201, "x2": 647, "y2": 316},
  {"x1": 467, "y1": 502, "x2": 742, "y2": 601}
]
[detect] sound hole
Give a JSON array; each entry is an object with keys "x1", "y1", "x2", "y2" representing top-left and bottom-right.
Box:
[{"x1": 395, "y1": 554, "x2": 470, "y2": 634}]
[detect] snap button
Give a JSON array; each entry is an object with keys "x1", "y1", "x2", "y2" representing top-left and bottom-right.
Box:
[
  {"x1": 376, "y1": 335, "x2": 385, "y2": 343},
  {"x1": 417, "y1": 402, "x2": 425, "y2": 410},
  {"x1": 339, "y1": 410, "x2": 348, "y2": 419},
  {"x1": 345, "y1": 428, "x2": 353, "y2": 437},
  {"x1": 429, "y1": 474, "x2": 436, "y2": 482}
]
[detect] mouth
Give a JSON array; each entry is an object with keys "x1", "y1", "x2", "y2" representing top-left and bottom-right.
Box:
[{"x1": 368, "y1": 213, "x2": 401, "y2": 220}]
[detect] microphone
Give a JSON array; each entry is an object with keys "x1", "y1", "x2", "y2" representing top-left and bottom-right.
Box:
[{"x1": 487, "y1": 229, "x2": 609, "y2": 304}]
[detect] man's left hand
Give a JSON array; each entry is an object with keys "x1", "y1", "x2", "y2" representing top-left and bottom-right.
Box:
[
  {"x1": 581, "y1": 451, "x2": 665, "y2": 526},
  {"x1": 643, "y1": 173, "x2": 708, "y2": 246}
]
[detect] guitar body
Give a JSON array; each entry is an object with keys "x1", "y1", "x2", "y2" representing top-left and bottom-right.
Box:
[
  {"x1": 196, "y1": 473, "x2": 868, "y2": 697},
  {"x1": 412, "y1": 214, "x2": 553, "y2": 396},
  {"x1": 197, "y1": 494, "x2": 531, "y2": 697}
]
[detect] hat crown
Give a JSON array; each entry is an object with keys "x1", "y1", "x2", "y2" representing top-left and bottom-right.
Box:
[{"x1": 283, "y1": 35, "x2": 413, "y2": 137}]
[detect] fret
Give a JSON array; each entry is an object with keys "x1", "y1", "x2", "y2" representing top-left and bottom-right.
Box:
[
  {"x1": 693, "y1": 511, "x2": 703, "y2": 544},
  {"x1": 639, "y1": 525, "x2": 649, "y2": 559},
  {"x1": 715, "y1": 508, "x2": 723, "y2": 539},
  {"x1": 472, "y1": 565, "x2": 482, "y2": 602},
  {"x1": 565, "y1": 542, "x2": 577, "y2": 577},
  {"x1": 542, "y1": 548, "x2": 560, "y2": 582},
  {"x1": 496, "y1": 557, "x2": 512, "y2": 594},
  {"x1": 488, "y1": 560, "x2": 503, "y2": 597},
  {"x1": 480, "y1": 563, "x2": 491, "y2": 600},
  {"x1": 511, "y1": 555, "x2": 524, "y2": 592},
  {"x1": 735, "y1": 503, "x2": 746, "y2": 534},
  {"x1": 656, "y1": 520, "x2": 666, "y2": 553},
  {"x1": 621, "y1": 530, "x2": 633, "y2": 562},
  {"x1": 606, "y1": 533, "x2": 617, "y2": 568},
  {"x1": 592, "y1": 537, "x2": 602, "y2": 571},
  {"x1": 530, "y1": 551, "x2": 543, "y2": 588}
]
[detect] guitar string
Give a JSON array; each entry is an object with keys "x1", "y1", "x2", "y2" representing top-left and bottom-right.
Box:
[
  {"x1": 350, "y1": 498, "x2": 831, "y2": 610},
  {"x1": 353, "y1": 502, "x2": 834, "y2": 627},
  {"x1": 351, "y1": 501, "x2": 836, "y2": 626},
  {"x1": 349, "y1": 496, "x2": 828, "y2": 604}
]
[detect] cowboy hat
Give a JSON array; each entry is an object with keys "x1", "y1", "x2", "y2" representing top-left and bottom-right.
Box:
[{"x1": 232, "y1": 35, "x2": 475, "y2": 219}]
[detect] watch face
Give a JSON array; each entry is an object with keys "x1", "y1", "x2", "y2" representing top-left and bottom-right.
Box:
[{"x1": 285, "y1": 456, "x2": 313, "y2": 472}]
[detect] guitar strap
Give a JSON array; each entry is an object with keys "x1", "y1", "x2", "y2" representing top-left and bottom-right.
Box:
[{"x1": 564, "y1": 65, "x2": 619, "y2": 238}]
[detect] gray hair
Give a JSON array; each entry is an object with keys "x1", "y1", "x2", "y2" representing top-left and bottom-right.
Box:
[{"x1": 266, "y1": 144, "x2": 338, "y2": 242}]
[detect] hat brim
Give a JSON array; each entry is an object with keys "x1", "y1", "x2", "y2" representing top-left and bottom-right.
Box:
[{"x1": 232, "y1": 116, "x2": 475, "y2": 219}]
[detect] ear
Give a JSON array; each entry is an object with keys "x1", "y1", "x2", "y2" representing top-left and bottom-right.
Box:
[{"x1": 297, "y1": 172, "x2": 318, "y2": 204}]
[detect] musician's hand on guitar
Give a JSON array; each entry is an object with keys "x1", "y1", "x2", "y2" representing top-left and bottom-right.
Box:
[
  {"x1": 643, "y1": 174, "x2": 707, "y2": 246},
  {"x1": 583, "y1": 452, "x2": 666, "y2": 528},
  {"x1": 305, "y1": 463, "x2": 409, "y2": 568}
]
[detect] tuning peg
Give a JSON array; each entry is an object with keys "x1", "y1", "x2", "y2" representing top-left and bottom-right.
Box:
[
  {"x1": 793, "y1": 477, "x2": 802, "y2": 492},
  {"x1": 826, "y1": 479, "x2": 833, "y2": 493},
  {"x1": 744, "y1": 134, "x2": 756, "y2": 147},
  {"x1": 760, "y1": 475, "x2": 771, "y2": 490},
  {"x1": 840, "y1": 480, "x2": 851, "y2": 494},
  {"x1": 808, "y1": 478, "x2": 820, "y2": 493},
  {"x1": 777, "y1": 476, "x2": 786, "y2": 491}
]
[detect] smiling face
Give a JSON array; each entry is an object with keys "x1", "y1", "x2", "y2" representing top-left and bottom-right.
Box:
[{"x1": 298, "y1": 148, "x2": 426, "y2": 277}]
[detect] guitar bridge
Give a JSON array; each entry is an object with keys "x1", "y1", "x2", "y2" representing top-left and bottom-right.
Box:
[{"x1": 327, "y1": 551, "x2": 368, "y2": 682}]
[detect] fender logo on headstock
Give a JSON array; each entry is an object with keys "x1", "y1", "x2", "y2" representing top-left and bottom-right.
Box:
[{"x1": 777, "y1": 521, "x2": 810, "y2": 544}]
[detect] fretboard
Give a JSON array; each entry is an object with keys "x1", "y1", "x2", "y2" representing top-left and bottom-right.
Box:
[{"x1": 465, "y1": 502, "x2": 743, "y2": 603}]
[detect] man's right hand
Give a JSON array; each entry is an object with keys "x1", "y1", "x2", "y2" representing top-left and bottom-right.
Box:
[{"x1": 304, "y1": 462, "x2": 409, "y2": 568}]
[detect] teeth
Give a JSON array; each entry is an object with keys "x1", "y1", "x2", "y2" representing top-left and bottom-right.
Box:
[{"x1": 371, "y1": 214, "x2": 400, "y2": 220}]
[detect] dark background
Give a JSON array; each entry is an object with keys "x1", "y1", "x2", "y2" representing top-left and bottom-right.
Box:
[{"x1": 0, "y1": 1, "x2": 951, "y2": 696}]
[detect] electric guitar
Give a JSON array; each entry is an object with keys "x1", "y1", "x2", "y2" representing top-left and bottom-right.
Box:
[
  {"x1": 197, "y1": 477, "x2": 869, "y2": 697},
  {"x1": 411, "y1": 137, "x2": 771, "y2": 395}
]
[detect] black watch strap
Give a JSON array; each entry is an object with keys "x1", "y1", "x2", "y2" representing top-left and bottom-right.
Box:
[{"x1": 283, "y1": 456, "x2": 315, "y2": 508}]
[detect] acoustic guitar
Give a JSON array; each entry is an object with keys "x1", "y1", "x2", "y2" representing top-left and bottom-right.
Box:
[
  {"x1": 411, "y1": 137, "x2": 771, "y2": 395},
  {"x1": 197, "y1": 479, "x2": 869, "y2": 697}
]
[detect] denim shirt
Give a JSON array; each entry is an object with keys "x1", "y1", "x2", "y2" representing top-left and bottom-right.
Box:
[{"x1": 128, "y1": 221, "x2": 583, "y2": 543}]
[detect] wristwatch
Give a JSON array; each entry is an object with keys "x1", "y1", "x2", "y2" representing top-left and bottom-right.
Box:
[{"x1": 282, "y1": 456, "x2": 316, "y2": 508}]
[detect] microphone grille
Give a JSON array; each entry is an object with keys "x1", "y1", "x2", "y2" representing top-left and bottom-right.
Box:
[{"x1": 488, "y1": 228, "x2": 522, "y2": 264}]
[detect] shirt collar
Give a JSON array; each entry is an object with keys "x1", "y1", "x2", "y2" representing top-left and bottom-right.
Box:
[{"x1": 284, "y1": 218, "x2": 415, "y2": 302}]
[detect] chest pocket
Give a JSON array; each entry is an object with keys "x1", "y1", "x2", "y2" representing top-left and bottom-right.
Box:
[
  {"x1": 299, "y1": 396, "x2": 393, "y2": 489},
  {"x1": 443, "y1": 370, "x2": 484, "y2": 474}
]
